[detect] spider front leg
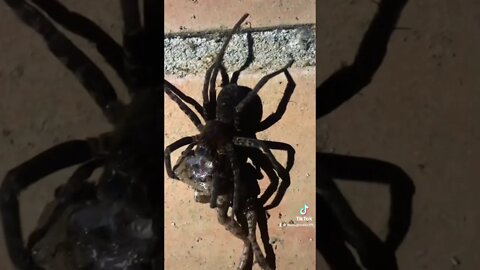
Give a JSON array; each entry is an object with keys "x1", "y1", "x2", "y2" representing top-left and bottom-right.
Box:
[
  {"x1": 0, "y1": 140, "x2": 99, "y2": 270},
  {"x1": 203, "y1": 14, "x2": 249, "y2": 119},
  {"x1": 164, "y1": 80, "x2": 204, "y2": 130},
  {"x1": 234, "y1": 60, "x2": 294, "y2": 130}
]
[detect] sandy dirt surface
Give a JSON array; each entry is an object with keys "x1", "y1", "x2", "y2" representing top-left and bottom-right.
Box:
[{"x1": 317, "y1": 0, "x2": 480, "y2": 269}]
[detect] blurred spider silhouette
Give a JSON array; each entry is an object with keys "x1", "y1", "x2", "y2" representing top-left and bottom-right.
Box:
[
  {"x1": 316, "y1": 0, "x2": 414, "y2": 269},
  {"x1": 1, "y1": 0, "x2": 163, "y2": 269}
]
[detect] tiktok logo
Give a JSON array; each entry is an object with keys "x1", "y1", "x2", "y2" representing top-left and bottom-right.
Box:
[{"x1": 299, "y1": 203, "x2": 309, "y2": 216}]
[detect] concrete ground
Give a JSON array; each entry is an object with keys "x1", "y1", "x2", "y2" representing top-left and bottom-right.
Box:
[{"x1": 317, "y1": 0, "x2": 480, "y2": 269}]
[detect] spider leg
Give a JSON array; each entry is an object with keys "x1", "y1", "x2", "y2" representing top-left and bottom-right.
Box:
[
  {"x1": 216, "y1": 195, "x2": 253, "y2": 270},
  {"x1": 3, "y1": 0, "x2": 123, "y2": 124},
  {"x1": 164, "y1": 80, "x2": 204, "y2": 130},
  {"x1": 29, "y1": 0, "x2": 125, "y2": 80},
  {"x1": 164, "y1": 136, "x2": 197, "y2": 179},
  {"x1": 256, "y1": 69, "x2": 296, "y2": 132},
  {"x1": 26, "y1": 159, "x2": 103, "y2": 250},
  {"x1": 203, "y1": 14, "x2": 249, "y2": 119},
  {"x1": 251, "y1": 140, "x2": 295, "y2": 206},
  {"x1": 0, "y1": 140, "x2": 100, "y2": 269},
  {"x1": 231, "y1": 32, "x2": 254, "y2": 84},
  {"x1": 209, "y1": 172, "x2": 220, "y2": 208},
  {"x1": 225, "y1": 143, "x2": 242, "y2": 212},
  {"x1": 219, "y1": 64, "x2": 230, "y2": 86},
  {"x1": 201, "y1": 63, "x2": 230, "y2": 119},
  {"x1": 202, "y1": 65, "x2": 215, "y2": 119},
  {"x1": 233, "y1": 137, "x2": 291, "y2": 210},
  {"x1": 235, "y1": 60, "x2": 294, "y2": 129},
  {"x1": 209, "y1": 14, "x2": 248, "y2": 107},
  {"x1": 164, "y1": 79, "x2": 204, "y2": 120},
  {"x1": 244, "y1": 207, "x2": 271, "y2": 270}
]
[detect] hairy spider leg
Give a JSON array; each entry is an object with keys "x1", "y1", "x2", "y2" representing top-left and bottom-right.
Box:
[
  {"x1": 223, "y1": 143, "x2": 242, "y2": 212},
  {"x1": 3, "y1": 0, "x2": 122, "y2": 124},
  {"x1": 216, "y1": 195, "x2": 253, "y2": 270},
  {"x1": 26, "y1": 159, "x2": 103, "y2": 250},
  {"x1": 164, "y1": 80, "x2": 205, "y2": 120},
  {"x1": 164, "y1": 136, "x2": 197, "y2": 179},
  {"x1": 247, "y1": 149, "x2": 279, "y2": 206},
  {"x1": 29, "y1": 0, "x2": 125, "y2": 81},
  {"x1": 164, "y1": 81, "x2": 204, "y2": 130},
  {"x1": 202, "y1": 14, "x2": 249, "y2": 120},
  {"x1": 208, "y1": 14, "x2": 249, "y2": 114},
  {"x1": 233, "y1": 137, "x2": 290, "y2": 210},
  {"x1": 202, "y1": 64, "x2": 230, "y2": 120},
  {"x1": 0, "y1": 140, "x2": 100, "y2": 269},
  {"x1": 235, "y1": 60, "x2": 294, "y2": 130},
  {"x1": 231, "y1": 32, "x2": 255, "y2": 84},
  {"x1": 219, "y1": 64, "x2": 230, "y2": 87},
  {"x1": 256, "y1": 69, "x2": 296, "y2": 132}
]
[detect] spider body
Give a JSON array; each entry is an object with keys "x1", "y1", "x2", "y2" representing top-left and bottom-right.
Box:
[
  {"x1": 0, "y1": 0, "x2": 163, "y2": 269},
  {"x1": 179, "y1": 84, "x2": 263, "y2": 204},
  {"x1": 164, "y1": 14, "x2": 297, "y2": 270},
  {"x1": 164, "y1": 14, "x2": 296, "y2": 214}
]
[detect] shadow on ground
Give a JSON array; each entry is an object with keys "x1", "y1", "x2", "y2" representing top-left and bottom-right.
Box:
[{"x1": 316, "y1": 0, "x2": 415, "y2": 269}]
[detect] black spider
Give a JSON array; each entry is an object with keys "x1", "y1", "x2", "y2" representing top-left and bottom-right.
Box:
[
  {"x1": 174, "y1": 148, "x2": 274, "y2": 270},
  {"x1": 1, "y1": 0, "x2": 162, "y2": 269},
  {"x1": 164, "y1": 13, "x2": 296, "y2": 215}
]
